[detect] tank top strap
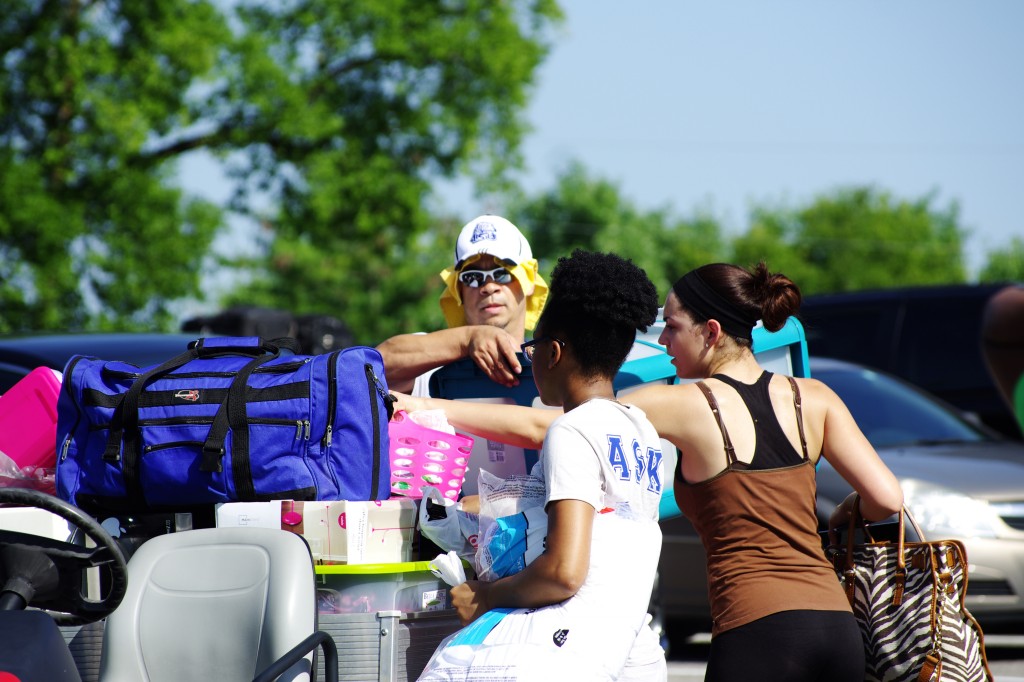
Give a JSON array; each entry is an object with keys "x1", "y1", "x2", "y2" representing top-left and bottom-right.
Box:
[
  {"x1": 711, "y1": 371, "x2": 811, "y2": 463},
  {"x1": 695, "y1": 380, "x2": 739, "y2": 466},
  {"x1": 785, "y1": 375, "x2": 810, "y2": 460}
]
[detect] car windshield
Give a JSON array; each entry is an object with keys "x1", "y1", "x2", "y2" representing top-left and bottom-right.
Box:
[{"x1": 812, "y1": 363, "x2": 992, "y2": 448}]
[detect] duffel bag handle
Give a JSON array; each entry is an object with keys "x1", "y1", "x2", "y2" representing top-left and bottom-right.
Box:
[
  {"x1": 103, "y1": 345, "x2": 204, "y2": 464},
  {"x1": 103, "y1": 337, "x2": 297, "y2": 463},
  {"x1": 199, "y1": 351, "x2": 282, "y2": 478},
  {"x1": 191, "y1": 336, "x2": 301, "y2": 357}
]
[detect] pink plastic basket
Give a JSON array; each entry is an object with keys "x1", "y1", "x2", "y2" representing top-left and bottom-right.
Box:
[{"x1": 387, "y1": 411, "x2": 474, "y2": 500}]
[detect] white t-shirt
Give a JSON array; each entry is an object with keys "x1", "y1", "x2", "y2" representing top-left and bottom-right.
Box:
[
  {"x1": 419, "y1": 399, "x2": 665, "y2": 681},
  {"x1": 411, "y1": 365, "x2": 438, "y2": 398}
]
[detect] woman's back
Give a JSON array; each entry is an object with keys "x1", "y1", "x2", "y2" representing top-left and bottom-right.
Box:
[
  {"x1": 672, "y1": 371, "x2": 827, "y2": 481},
  {"x1": 671, "y1": 369, "x2": 850, "y2": 635}
]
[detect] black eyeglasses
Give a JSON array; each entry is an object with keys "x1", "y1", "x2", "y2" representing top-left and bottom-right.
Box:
[
  {"x1": 458, "y1": 267, "x2": 515, "y2": 288},
  {"x1": 520, "y1": 336, "x2": 565, "y2": 364}
]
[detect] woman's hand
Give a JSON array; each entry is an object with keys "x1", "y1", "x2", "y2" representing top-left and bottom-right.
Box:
[
  {"x1": 389, "y1": 391, "x2": 430, "y2": 416},
  {"x1": 827, "y1": 492, "x2": 860, "y2": 545},
  {"x1": 451, "y1": 580, "x2": 492, "y2": 626}
]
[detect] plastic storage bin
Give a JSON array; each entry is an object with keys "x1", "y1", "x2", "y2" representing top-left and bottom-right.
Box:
[{"x1": 315, "y1": 561, "x2": 451, "y2": 615}]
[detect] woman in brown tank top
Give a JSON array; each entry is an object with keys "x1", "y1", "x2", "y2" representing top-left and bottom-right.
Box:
[
  {"x1": 633, "y1": 262, "x2": 903, "y2": 681},
  {"x1": 391, "y1": 261, "x2": 904, "y2": 682}
]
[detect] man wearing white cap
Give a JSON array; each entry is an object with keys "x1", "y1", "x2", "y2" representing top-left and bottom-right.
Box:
[{"x1": 378, "y1": 215, "x2": 549, "y2": 396}]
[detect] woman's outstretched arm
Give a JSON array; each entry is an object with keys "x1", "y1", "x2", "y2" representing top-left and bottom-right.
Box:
[{"x1": 391, "y1": 391, "x2": 557, "y2": 449}]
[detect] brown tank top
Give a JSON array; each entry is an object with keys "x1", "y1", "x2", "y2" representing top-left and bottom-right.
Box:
[{"x1": 675, "y1": 375, "x2": 851, "y2": 635}]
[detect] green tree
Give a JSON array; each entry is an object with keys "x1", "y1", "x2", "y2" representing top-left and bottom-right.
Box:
[
  {"x1": 979, "y1": 237, "x2": 1024, "y2": 282},
  {"x1": 210, "y1": 1, "x2": 563, "y2": 343},
  {"x1": 731, "y1": 187, "x2": 967, "y2": 294},
  {"x1": 510, "y1": 162, "x2": 727, "y2": 297},
  {"x1": 0, "y1": 2, "x2": 228, "y2": 332},
  {"x1": 0, "y1": 1, "x2": 563, "y2": 341}
]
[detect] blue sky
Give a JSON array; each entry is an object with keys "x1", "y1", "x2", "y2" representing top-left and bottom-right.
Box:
[{"x1": 442, "y1": 0, "x2": 1023, "y2": 277}]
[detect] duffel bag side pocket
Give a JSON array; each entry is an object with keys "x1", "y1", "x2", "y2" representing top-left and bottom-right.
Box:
[
  {"x1": 56, "y1": 355, "x2": 89, "y2": 506},
  {"x1": 324, "y1": 347, "x2": 395, "y2": 501},
  {"x1": 56, "y1": 355, "x2": 138, "y2": 512}
]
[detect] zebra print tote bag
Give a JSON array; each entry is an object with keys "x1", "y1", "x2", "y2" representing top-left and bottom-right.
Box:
[{"x1": 826, "y1": 501, "x2": 993, "y2": 682}]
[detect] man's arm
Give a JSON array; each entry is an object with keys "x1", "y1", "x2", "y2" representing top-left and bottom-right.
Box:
[{"x1": 376, "y1": 326, "x2": 523, "y2": 393}]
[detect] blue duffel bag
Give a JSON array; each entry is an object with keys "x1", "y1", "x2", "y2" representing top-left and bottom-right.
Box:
[{"x1": 55, "y1": 337, "x2": 395, "y2": 513}]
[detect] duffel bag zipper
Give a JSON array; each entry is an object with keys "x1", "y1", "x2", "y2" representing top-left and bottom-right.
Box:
[
  {"x1": 144, "y1": 440, "x2": 205, "y2": 453},
  {"x1": 59, "y1": 356, "x2": 88, "y2": 463},
  {"x1": 142, "y1": 418, "x2": 309, "y2": 453},
  {"x1": 365, "y1": 362, "x2": 385, "y2": 496},
  {"x1": 321, "y1": 350, "x2": 341, "y2": 449},
  {"x1": 100, "y1": 359, "x2": 311, "y2": 382},
  {"x1": 91, "y1": 416, "x2": 310, "y2": 440}
]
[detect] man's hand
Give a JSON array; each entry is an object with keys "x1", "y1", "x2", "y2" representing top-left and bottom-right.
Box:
[{"x1": 466, "y1": 326, "x2": 522, "y2": 387}]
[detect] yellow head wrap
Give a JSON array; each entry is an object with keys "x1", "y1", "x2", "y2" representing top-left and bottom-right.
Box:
[
  {"x1": 439, "y1": 259, "x2": 549, "y2": 330},
  {"x1": 438, "y1": 215, "x2": 549, "y2": 330}
]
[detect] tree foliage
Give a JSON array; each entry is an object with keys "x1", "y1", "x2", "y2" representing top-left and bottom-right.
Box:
[
  {"x1": 208, "y1": 0, "x2": 563, "y2": 343},
  {"x1": 731, "y1": 187, "x2": 968, "y2": 295},
  {"x1": 509, "y1": 162, "x2": 727, "y2": 298},
  {"x1": 507, "y1": 169, "x2": 973, "y2": 305},
  {"x1": 0, "y1": 0, "x2": 563, "y2": 340},
  {"x1": 979, "y1": 237, "x2": 1024, "y2": 283},
  {"x1": 0, "y1": 1, "x2": 228, "y2": 332}
]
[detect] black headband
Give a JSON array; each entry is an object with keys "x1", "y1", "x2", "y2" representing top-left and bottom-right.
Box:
[{"x1": 671, "y1": 270, "x2": 757, "y2": 341}]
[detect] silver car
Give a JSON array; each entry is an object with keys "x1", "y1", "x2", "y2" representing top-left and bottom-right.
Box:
[{"x1": 657, "y1": 356, "x2": 1024, "y2": 642}]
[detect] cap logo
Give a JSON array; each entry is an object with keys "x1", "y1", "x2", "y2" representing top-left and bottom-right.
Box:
[{"x1": 469, "y1": 221, "x2": 499, "y2": 244}]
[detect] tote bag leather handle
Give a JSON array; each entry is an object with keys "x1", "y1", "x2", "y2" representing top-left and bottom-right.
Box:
[{"x1": 833, "y1": 495, "x2": 926, "y2": 606}]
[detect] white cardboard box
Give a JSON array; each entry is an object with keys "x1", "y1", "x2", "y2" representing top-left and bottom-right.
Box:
[
  {"x1": 216, "y1": 498, "x2": 416, "y2": 565},
  {"x1": 325, "y1": 498, "x2": 417, "y2": 565}
]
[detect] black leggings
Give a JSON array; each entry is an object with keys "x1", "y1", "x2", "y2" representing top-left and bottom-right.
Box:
[{"x1": 704, "y1": 610, "x2": 864, "y2": 682}]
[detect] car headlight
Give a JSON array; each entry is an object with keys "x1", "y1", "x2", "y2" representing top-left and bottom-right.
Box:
[{"x1": 900, "y1": 478, "x2": 1003, "y2": 539}]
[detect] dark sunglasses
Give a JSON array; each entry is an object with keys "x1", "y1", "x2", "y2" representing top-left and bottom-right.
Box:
[
  {"x1": 520, "y1": 336, "x2": 566, "y2": 364},
  {"x1": 458, "y1": 267, "x2": 515, "y2": 288}
]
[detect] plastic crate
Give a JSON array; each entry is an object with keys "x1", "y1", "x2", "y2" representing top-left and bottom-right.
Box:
[
  {"x1": 315, "y1": 561, "x2": 451, "y2": 615},
  {"x1": 315, "y1": 610, "x2": 462, "y2": 682}
]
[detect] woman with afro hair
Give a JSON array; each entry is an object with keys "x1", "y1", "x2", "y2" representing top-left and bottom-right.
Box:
[{"x1": 416, "y1": 249, "x2": 667, "y2": 681}]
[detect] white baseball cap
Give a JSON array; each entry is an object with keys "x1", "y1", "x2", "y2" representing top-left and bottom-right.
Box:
[{"x1": 454, "y1": 215, "x2": 533, "y2": 270}]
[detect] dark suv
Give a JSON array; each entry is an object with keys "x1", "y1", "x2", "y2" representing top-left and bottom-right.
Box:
[{"x1": 799, "y1": 283, "x2": 1021, "y2": 440}]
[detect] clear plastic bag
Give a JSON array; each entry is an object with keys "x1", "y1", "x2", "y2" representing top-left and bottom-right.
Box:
[
  {"x1": 475, "y1": 470, "x2": 547, "y2": 582},
  {"x1": 0, "y1": 449, "x2": 55, "y2": 494}
]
